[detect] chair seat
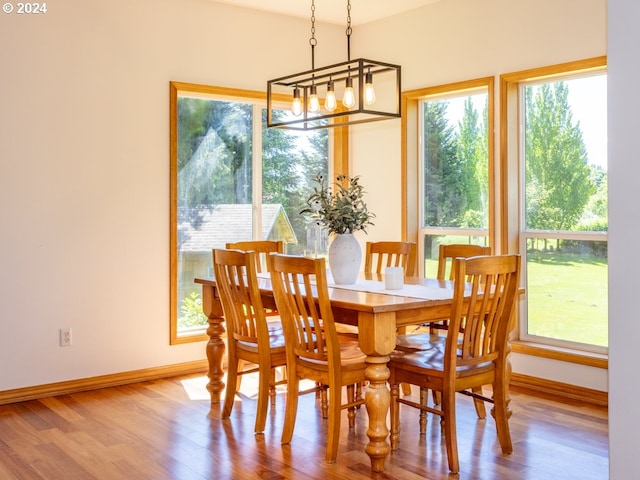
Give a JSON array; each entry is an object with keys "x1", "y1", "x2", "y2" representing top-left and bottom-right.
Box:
[
  {"x1": 338, "y1": 341, "x2": 367, "y2": 364},
  {"x1": 334, "y1": 323, "x2": 359, "y2": 336},
  {"x1": 390, "y1": 347, "x2": 495, "y2": 377},
  {"x1": 390, "y1": 345, "x2": 446, "y2": 373},
  {"x1": 298, "y1": 341, "x2": 366, "y2": 368},
  {"x1": 237, "y1": 331, "x2": 287, "y2": 351},
  {"x1": 394, "y1": 332, "x2": 445, "y2": 352},
  {"x1": 266, "y1": 317, "x2": 284, "y2": 334}
]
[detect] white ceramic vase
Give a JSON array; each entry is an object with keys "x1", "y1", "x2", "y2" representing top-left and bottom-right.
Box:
[{"x1": 328, "y1": 233, "x2": 362, "y2": 285}]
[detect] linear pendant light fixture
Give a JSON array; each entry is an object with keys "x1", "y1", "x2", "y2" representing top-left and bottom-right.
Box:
[{"x1": 267, "y1": 0, "x2": 401, "y2": 131}]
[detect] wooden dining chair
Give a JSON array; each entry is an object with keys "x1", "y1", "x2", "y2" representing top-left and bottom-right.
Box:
[
  {"x1": 226, "y1": 240, "x2": 284, "y2": 317},
  {"x1": 268, "y1": 253, "x2": 366, "y2": 463},
  {"x1": 212, "y1": 248, "x2": 287, "y2": 435},
  {"x1": 437, "y1": 243, "x2": 492, "y2": 280},
  {"x1": 395, "y1": 244, "x2": 491, "y2": 416},
  {"x1": 388, "y1": 254, "x2": 521, "y2": 473},
  {"x1": 364, "y1": 241, "x2": 417, "y2": 276},
  {"x1": 224, "y1": 240, "x2": 285, "y2": 393},
  {"x1": 332, "y1": 240, "x2": 417, "y2": 341},
  {"x1": 432, "y1": 244, "x2": 492, "y2": 332},
  {"x1": 395, "y1": 243, "x2": 492, "y2": 345},
  {"x1": 225, "y1": 240, "x2": 284, "y2": 273},
  {"x1": 362, "y1": 241, "x2": 417, "y2": 395}
]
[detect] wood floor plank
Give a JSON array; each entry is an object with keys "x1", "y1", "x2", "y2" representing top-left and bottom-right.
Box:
[{"x1": 0, "y1": 373, "x2": 608, "y2": 479}]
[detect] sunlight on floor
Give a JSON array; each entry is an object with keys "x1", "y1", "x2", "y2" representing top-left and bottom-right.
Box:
[
  {"x1": 180, "y1": 375, "x2": 210, "y2": 401},
  {"x1": 180, "y1": 370, "x2": 316, "y2": 402}
]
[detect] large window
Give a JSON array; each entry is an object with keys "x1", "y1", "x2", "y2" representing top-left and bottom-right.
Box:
[
  {"x1": 502, "y1": 57, "x2": 608, "y2": 355},
  {"x1": 403, "y1": 78, "x2": 494, "y2": 277},
  {"x1": 404, "y1": 59, "x2": 608, "y2": 359},
  {"x1": 169, "y1": 83, "x2": 345, "y2": 343}
]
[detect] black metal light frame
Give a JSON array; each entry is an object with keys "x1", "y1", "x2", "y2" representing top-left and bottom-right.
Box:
[
  {"x1": 266, "y1": 0, "x2": 402, "y2": 131},
  {"x1": 267, "y1": 58, "x2": 401, "y2": 131}
]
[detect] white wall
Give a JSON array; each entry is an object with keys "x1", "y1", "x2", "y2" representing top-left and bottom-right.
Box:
[
  {"x1": 0, "y1": 0, "x2": 344, "y2": 390},
  {"x1": 608, "y1": 0, "x2": 638, "y2": 478}
]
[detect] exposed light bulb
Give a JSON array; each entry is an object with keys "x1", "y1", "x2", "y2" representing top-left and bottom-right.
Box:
[
  {"x1": 324, "y1": 80, "x2": 337, "y2": 112},
  {"x1": 364, "y1": 70, "x2": 376, "y2": 105},
  {"x1": 291, "y1": 87, "x2": 302, "y2": 116},
  {"x1": 309, "y1": 85, "x2": 320, "y2": 113},
  {"x1": 342, "y1": 76, "x2": 355, "y2": 108}
]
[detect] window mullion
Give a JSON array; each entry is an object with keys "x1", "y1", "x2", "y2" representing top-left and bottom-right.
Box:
[{"x1": 253, "y1": 103, "x2": 262, "y2": 240}]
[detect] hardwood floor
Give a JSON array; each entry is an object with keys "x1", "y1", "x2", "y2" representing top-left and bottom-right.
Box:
[{"x1": 0, "y1": 372, "x2": 608, "y2": 479}]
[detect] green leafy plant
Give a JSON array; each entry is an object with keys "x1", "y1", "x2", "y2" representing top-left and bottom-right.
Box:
[
  {"x1": 179, "y1": 291, "x2": 207, "y2": 328},
  {"x1": 301, "y1": 173, "x2": 375, "y2": 235}
]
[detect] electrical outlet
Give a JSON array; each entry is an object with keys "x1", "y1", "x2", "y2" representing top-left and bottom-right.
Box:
[{"x1": 60, "y1": 327, "x2": 72, "y2": 347}]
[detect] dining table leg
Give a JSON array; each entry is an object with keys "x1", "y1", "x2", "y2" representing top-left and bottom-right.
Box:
[
  {"x1": 358, "y1": 311, "x2": 397, "y2": 472},
  {"x1": 364, "y1": 355, "x2": 391, "y2": 472},
  {"x1": 200, "y1": 283, "x2": 226, "y2": 404}
]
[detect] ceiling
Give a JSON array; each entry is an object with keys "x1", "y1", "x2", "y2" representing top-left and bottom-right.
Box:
[{"x1": 209, "y1": 0, "x2": 441, "y2": 26}]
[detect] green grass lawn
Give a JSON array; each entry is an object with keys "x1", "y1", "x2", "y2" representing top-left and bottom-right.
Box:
[
  {"x1": 425, "y1": 249, "x2": 608, "y2": 347},
  {"x1": 526, "y1": 250, "x2": 608, "y2": 347}
]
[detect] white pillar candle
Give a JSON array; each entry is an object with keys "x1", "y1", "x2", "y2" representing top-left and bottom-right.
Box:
[{"x1": 384, "y1": 266, "x2": 404, "y2": 290}]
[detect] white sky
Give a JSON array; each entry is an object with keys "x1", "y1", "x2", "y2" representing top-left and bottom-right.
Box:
[{"x1": 565, "y1": 74, "x2": 607, "y2": 168}]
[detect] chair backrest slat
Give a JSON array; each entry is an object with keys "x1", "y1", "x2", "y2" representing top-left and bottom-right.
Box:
[
  {"x1": 213, "y1": 249, "x2": 269, "y2": 346},
  {"x1": 365, "y1": 241, "x2": 417, "y2": 276},
  {"x1": 225, "y1": 240, "x2": 284, "y2": 273},
  {"x1": 437, "y1": 244, "x2": 491, "y2": 281},
  {"x1": 446, "y1": 255, "x2": 520, "y2": 371},
  {"x1": 269, "y1": 254, "x2": 339, "y2": 367}
]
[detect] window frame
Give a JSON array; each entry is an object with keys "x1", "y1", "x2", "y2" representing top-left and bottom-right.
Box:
[
  {"x1": 500, "y1": 57, "x2": 608, "y2": 361},
  {"x1": 169, "y1": 82, "x2": 349, "y2": 344},
  {"x1": 402, "y1": 77, "x2": 495, "y2": 276},
  {"x1": 403, "y1": 61, "x2": 609, "y2": 366}
]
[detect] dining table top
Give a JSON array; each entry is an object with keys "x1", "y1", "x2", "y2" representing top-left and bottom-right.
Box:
[{"x1": 195, "y1": 271, "x2": 457, "y2": 325}]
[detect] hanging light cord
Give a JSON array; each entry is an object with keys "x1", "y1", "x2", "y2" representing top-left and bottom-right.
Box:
[
  {"x1": 345, "y1": 0, "x2": 352, "y2": 62},
  {"x1": 310, "y1": 0, "x2": 317, "y2": 71}
]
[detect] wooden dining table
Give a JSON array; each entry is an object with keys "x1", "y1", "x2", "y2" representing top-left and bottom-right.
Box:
[{"x1": 194, "y1": 272, "x2": 456, "y2": 473}]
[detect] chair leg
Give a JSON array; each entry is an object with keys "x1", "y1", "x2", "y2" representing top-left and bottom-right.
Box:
[
  {"x1": 442, "y1": 388, "x2": 460, "y2": 474},
  {"x1": 269, "y1": 369, "x2": 277, "y2": 407},
  {"x1": 390, "y1": 382, "x2": 400, "y2": 450},
  {"x1": 492, "y1": 380, "x2": 513, "y2": 454},
  {"x1": 397, "y1": 328, "x2": 413, "y2": 397},
  {"x1": 326, "y1": 384, "x2": 342, "y2": 463},
  {"x1": 254, "y1": 363, "x2": 270, "y2": 434},
  {"x1": 472, "y1": 386, "x2": 486, "y2": 418},
  {"x1": 320, "y1": 385, "x2": 329, "y2": 419},
  {"x1": 222, "y1": 358, "x2": 238, "y2": 419},
  {"x1": 346, "y1": 384, "x2": 356, "y2": 427},
  {"x1": 236, "y1": 359, "x2": 245, "y2": 392},
  {"x1": 277, "y1": 365, "x2": 287, "y2": 392},
  {"x1": 281, "y1": 375, "x2": 300, "y2": 445},
  {"x1": 419, "y1": 387, "x2": 428, "y2": 434}
]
